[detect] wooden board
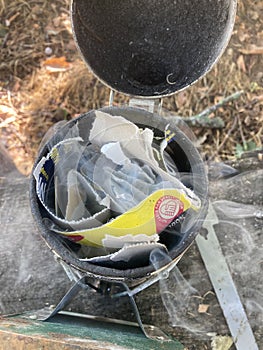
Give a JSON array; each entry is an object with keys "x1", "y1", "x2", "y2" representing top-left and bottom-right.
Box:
[{"x1": 0, "y1": 149, "x2": 262, "y2": 349}]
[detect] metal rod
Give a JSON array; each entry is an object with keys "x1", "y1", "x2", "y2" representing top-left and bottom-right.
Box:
[{"x1": 196, "y1": 202, "x2": 259, "y2": 350}]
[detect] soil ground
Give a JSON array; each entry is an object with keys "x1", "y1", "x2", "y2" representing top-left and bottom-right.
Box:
[{"x1": 0, "y1": 0, "x2": 262, "y2": 175}]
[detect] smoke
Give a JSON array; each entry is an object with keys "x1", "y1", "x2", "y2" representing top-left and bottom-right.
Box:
[
  {"x1": 212, "y1": 201, "x2": 263, "y2": 329},
  {"x1": 150, "y1": 199, "x2": 263, "y2": 337},
  {"x1": 150, "y1": 248, "x2": 209, "y2": 336}
]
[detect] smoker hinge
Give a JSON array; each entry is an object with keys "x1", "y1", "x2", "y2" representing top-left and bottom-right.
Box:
[
  {"x1": 109, "y1": 89, "x2": 163, "y2": 114},
  {"x1": 129, "y1": 97, "x2": 163, "y2": 114}
]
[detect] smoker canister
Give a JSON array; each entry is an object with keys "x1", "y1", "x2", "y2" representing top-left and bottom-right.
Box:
[{"x1": 30, "y1": 0, "x2": 237, "y2": 287}]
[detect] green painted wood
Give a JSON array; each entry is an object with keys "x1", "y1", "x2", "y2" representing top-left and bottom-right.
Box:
[{"x1": 0, "y1": 315, "x2": 184, "y2": 350}]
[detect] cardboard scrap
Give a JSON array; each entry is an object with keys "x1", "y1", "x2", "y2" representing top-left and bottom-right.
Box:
[{"x1": 34, "y1": 111, "x2": 201, "y2": 263}]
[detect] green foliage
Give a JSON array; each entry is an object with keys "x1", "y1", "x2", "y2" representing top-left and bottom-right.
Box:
[{"x1": 235, "y1": 140, "x2": 258, "y2": 158}]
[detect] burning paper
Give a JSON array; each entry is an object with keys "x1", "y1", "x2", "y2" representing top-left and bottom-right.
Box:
[{"x1": 34, "y1": 111, "x2": 201, "y2": 257}]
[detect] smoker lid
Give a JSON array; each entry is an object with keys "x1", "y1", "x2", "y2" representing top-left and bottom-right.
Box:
[{"x1": 71, "y1": 0, "x2": 237, "y2": 98}]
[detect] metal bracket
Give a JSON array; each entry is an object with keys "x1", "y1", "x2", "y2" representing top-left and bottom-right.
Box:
[
  {"x1": 109, "y1": 89, "x2": 163, "y2": 114},
  {"x1": 128, "y1": 98, "x2": 163, "y2": 114},
  {"x1": 196, "y1": 202, "x2": 259, "y2": 350},
  {"x1": 37, "y1": 274, "x2": 171, "y2": 342}
]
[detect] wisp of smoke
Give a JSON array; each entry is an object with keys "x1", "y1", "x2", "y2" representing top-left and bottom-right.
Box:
[{"x1": 149, "y1": 200, "x2": 262, "y2": 336}]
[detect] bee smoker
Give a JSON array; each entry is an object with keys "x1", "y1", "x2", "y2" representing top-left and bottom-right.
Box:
[{"x1": 30, "y1": 0, "x2": 237, "y2": 341}]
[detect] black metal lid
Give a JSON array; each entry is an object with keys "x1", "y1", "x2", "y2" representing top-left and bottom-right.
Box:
[{"x1": 71, "y1": 0, "x2": 236, "y2": 98}]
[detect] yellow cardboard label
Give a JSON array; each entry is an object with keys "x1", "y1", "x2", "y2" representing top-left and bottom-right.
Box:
[{"x1": 61, "y1": 188, "x2": 199, "y2": 247}]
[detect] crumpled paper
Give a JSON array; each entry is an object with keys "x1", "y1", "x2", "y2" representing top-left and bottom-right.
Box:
[{"x1": 34, "y1": 111, "x2": 201, "y2": 259}]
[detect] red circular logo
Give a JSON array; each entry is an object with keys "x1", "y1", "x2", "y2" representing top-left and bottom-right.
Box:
[{"x1": 154, "y1": 195, "x2": 184, "y2": 233}]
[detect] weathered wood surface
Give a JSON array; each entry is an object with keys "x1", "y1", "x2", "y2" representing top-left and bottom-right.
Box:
[
  {"x1": 0, "y1": 176, "x2": 72, "y2": 314},
  {"x1": 0, "y1": 150, "x2": 262, "y2": 349},
  {"x1": 0, "y1": 314, "x2": 183, "y2": 350}
]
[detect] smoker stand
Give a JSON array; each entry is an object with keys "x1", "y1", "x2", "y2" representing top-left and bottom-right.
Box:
[
  {"x1": 0, "y1": 237, "x2": 184, "y2": 350},
  {"x1": 0, "y1": 271, "x2": 184, "y2": 350}
]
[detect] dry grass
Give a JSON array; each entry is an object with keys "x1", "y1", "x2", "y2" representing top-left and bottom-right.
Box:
[{"x1": 0, "y1": 0, "x2": 262, "y2": 175}]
